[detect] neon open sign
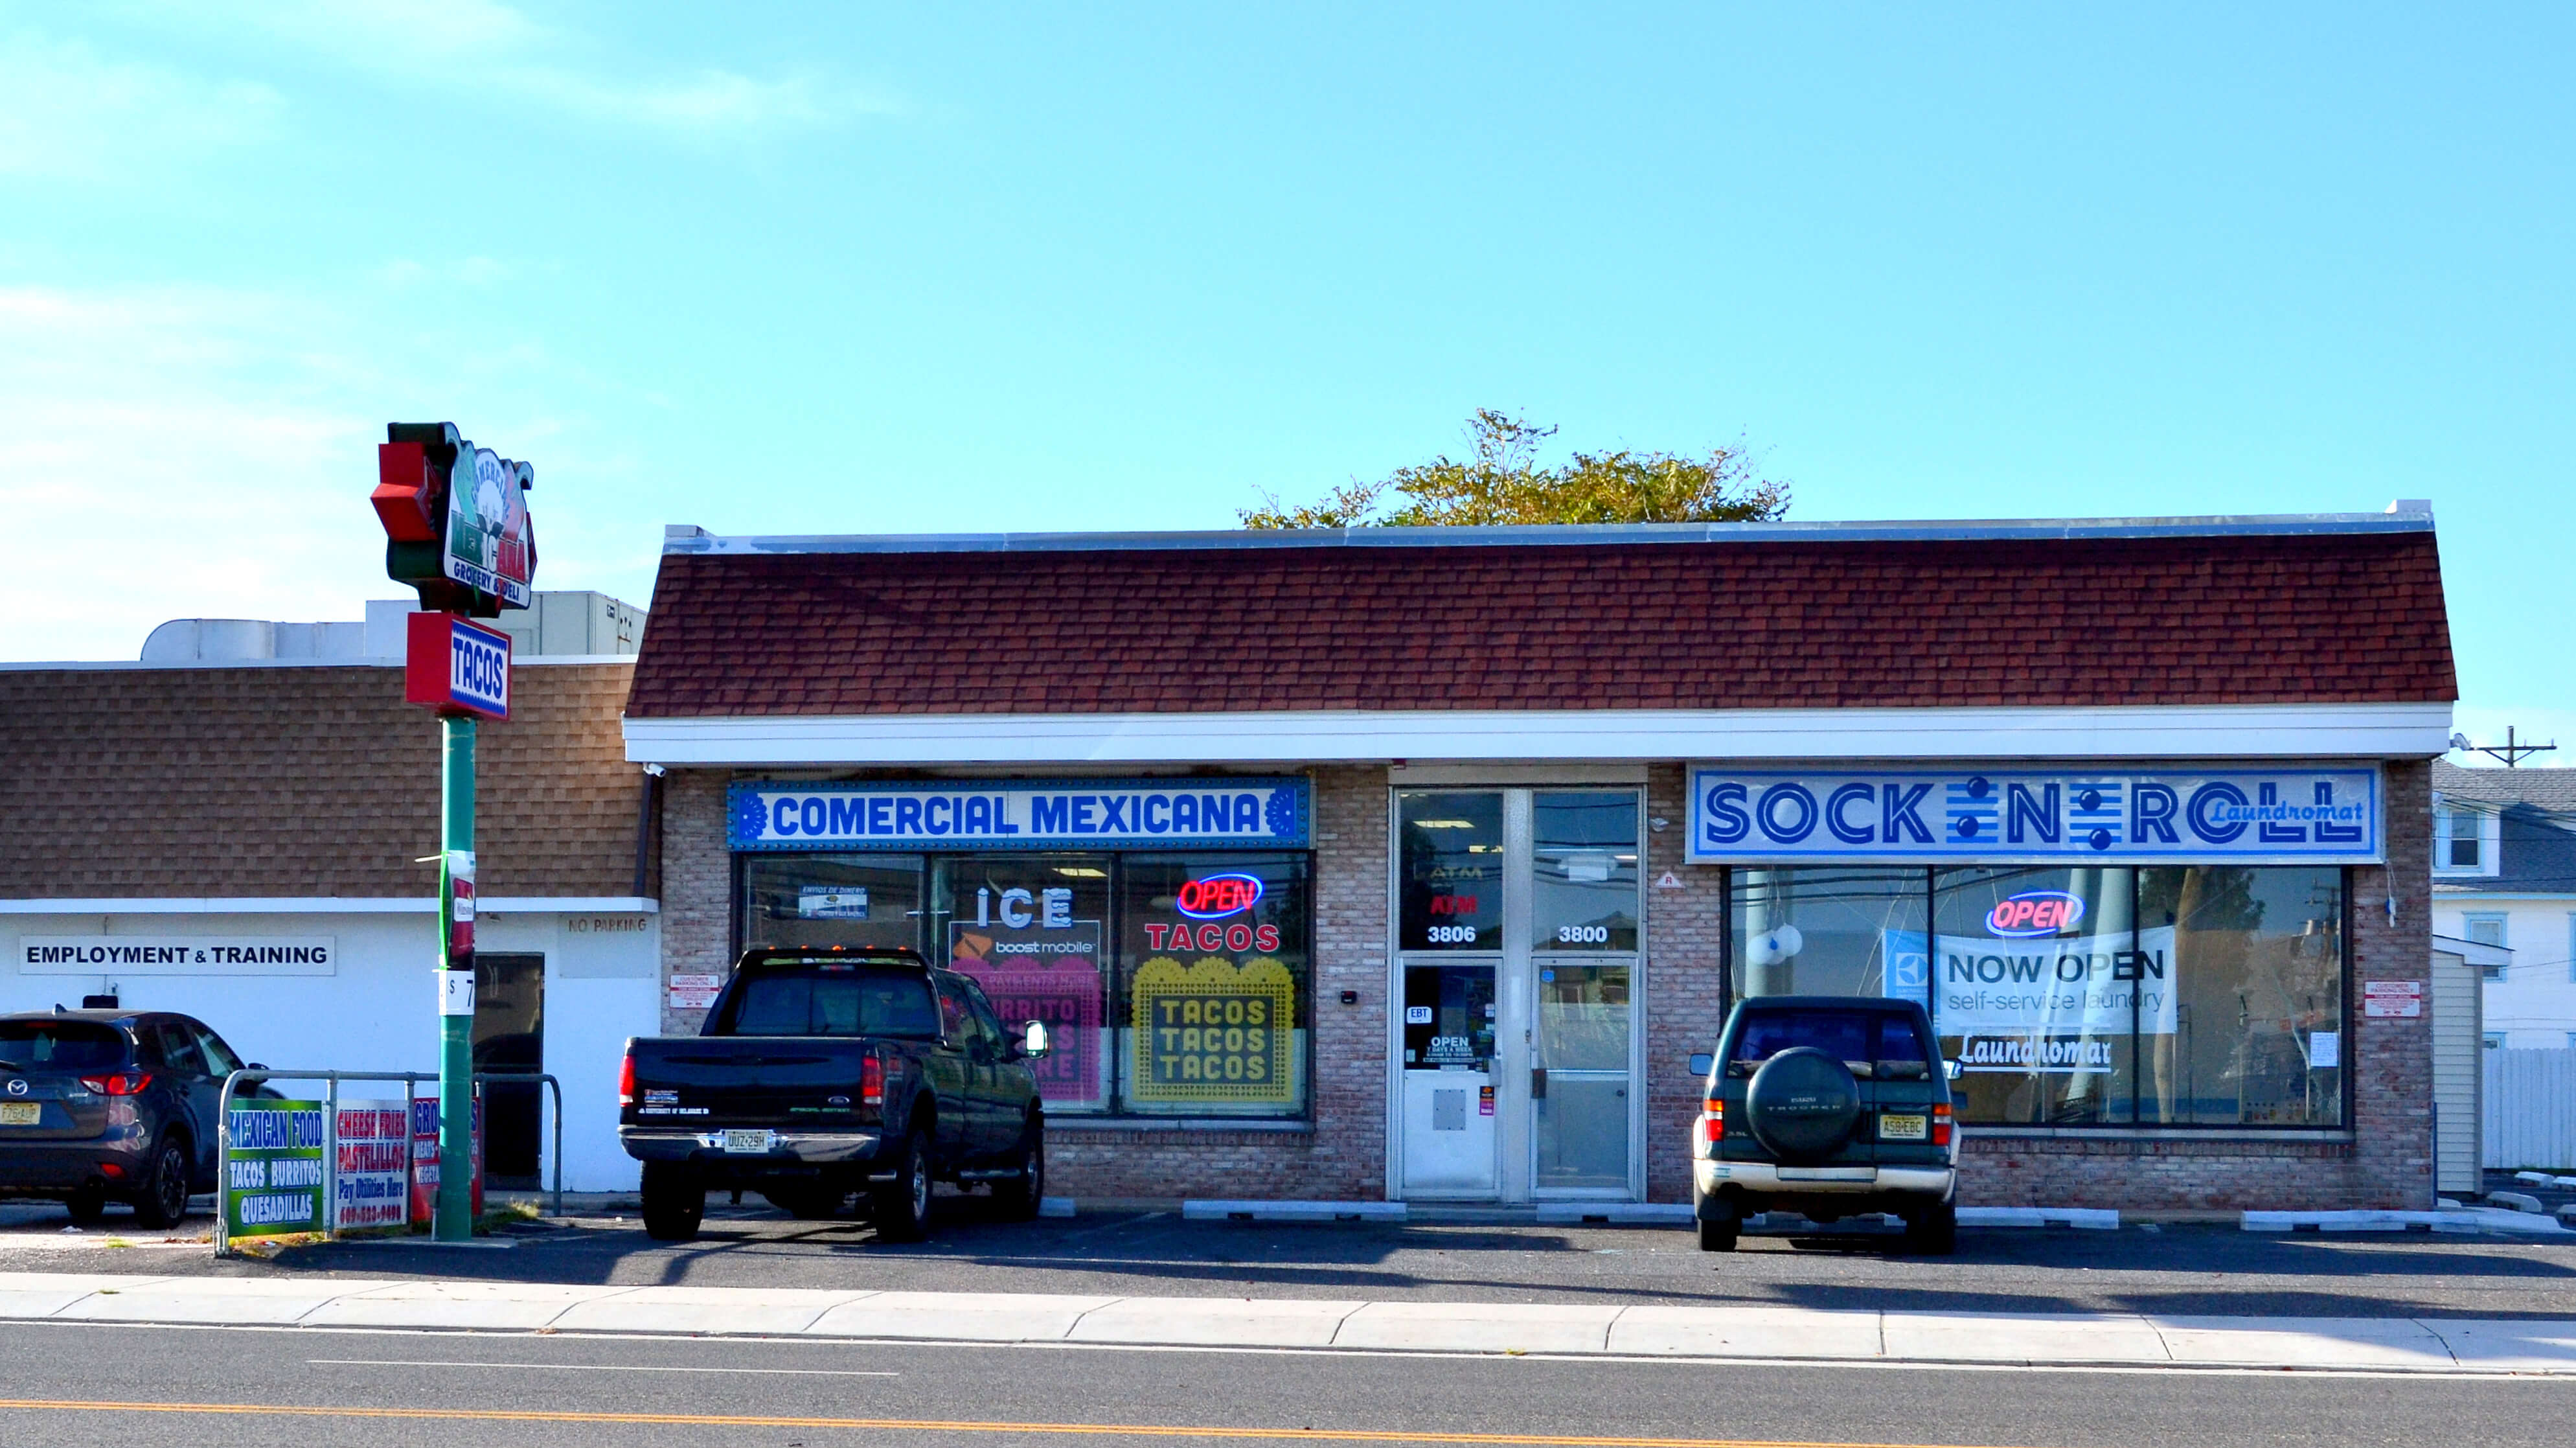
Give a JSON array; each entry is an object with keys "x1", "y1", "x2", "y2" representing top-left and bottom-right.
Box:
[
  {"x1": 1986, "y1": 891, "x2": 2085, "y2": 938},
  {"x1": 1176, "y1": 873, "x2": 1264, "y2": 919}
]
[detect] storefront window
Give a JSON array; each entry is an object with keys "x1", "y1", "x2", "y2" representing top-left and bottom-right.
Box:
[
  {"x1": 937, "y1": 855, "x2": 1114, "y2": 1114},
  {"x1": 1930, "y1": 866, "x2": 2143, "y2": 1126},
  {"x1": 1531, "y1": 792, "x2": 1639, "y2": 952},
  {"x1": 1398, "y1": 792, "x2": 1503, "y2": 950},
  {"x1": 740, "y1": 855, "x2": 926, "y2": 953},
  {"x1": 1724, "y1": 864, "x2": 2348, "y2": 1129},
  {"x1": 1116, "y1": 853, "x2": 1311, "y2": 1118},
  {"x1": 2139, "y1": 866, "x2": 2344, "y2": 1127},
  {"x1": 1729, "y1": 868, "x2": 1928, "y2": 1000}
]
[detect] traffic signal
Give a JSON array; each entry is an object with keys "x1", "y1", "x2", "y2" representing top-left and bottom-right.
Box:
[{"x1": 372, "y1": 422, "x2": 536, "y2": 617}]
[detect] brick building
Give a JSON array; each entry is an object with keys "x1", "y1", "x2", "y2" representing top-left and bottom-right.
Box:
[
  {"x1": 0, "y1": 597, "x2": 658, "y2": 1193},
  {"x1": 625, "y1": 509, "x2": 2455, "y2": 1212}
]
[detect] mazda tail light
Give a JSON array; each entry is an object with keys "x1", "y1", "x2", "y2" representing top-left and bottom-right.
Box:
[
  {"x1": 617, "y1": 1050, "x2": 635, "y2": 1109},
  {"x1": 861, "y1": 1051, "x2": 885, "y2": 1108},
  {"x1": 79, "y1": 1073, "x2": 152, "y2": 1096}
]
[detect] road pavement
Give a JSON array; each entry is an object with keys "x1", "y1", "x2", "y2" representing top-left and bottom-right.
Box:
[
  {"x1": 2, "y1": 1316, "x2": 2571, "y2": 1447},
  {"x1": 9, "y1": 1196, "x2": 2576, "y2": 1320}
]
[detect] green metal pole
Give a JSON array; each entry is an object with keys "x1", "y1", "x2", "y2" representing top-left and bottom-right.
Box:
[{"x1": 435, "y1": 713, "x2": 477, "y2": 1241}]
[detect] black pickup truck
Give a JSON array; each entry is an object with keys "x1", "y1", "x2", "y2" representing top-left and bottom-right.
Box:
[{"x1": 619, "y1": 947, "x2": 1049, "y2": 1242}]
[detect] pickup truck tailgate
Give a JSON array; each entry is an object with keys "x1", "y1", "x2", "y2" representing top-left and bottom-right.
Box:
[{"x1": 626, "y1": 1039, "x2": 871, "y2": 1127}]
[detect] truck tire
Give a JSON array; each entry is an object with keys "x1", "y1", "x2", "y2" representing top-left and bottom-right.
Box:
[
  {"x1": 991, "y1": 1114, "x2": 1044, "y2": 1222},
  {"x1": 1693, "y1": 1188, "x2": 1738, "y2": 1252},
  {"x1": 1698, "y1": 1217, "x2": 1739, "y2": 1252},
  {"x1": 1903, "y1": 1201, "x2": 1957, "y2": 1256},
  {"x1": 1744, "y1": 1048, "x2": 1863, "y2": 1163},
  {"x1": 870, "y1": 1129, "x2": 932, "y2": 1243},
  {"x1": 641, "y1": 1162, "x2": 704, "y2": 1242}
]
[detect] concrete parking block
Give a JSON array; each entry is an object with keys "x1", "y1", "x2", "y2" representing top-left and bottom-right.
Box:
[
  {"x1": 0, "y1": 1272, "x2": 168, "y2": 1320},
  {"x1": 1071, "y1": 1296, "x2": 1363, "y2": 1348},
  {"x1": 1181, "y1": 1200, "x2": 1406, "y2": 1223},
  {"x1": 2418, "y1": 1319, "x2": 2576, "y2": 1372},
  {"x1": 1883, "y1": 1311, "x2": 2167, "y2": 1364},
  {"x1": 304, "y1": 1280, "x2": 637, "y2": 1330},
  {"x1": 57, "y1": 1275, "x2": 397, "y2": 1326},
  {"x1": 2150, "y1": 1315, "x2": 2454, "y2": 1369},
  {"x1": 553, "y1": 1285, "x2": 878, "y2": 1336},
  {"x1": 1608, "y1": 1305, "x2": 1881, "y2": 1359},
  {"x1": 805, "y1": 1291, "x2": 1119, "y2": 1342},
  {"x1": 1535, "y1": 1203, "x2": 1694, "y2": 1225},
  {"x1": 1334, "y1": 1300, "x2": 1622, "y2": 1354}
]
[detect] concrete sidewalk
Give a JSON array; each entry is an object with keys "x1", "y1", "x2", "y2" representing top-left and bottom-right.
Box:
[{"x1": 3, "y1": 1271, "x2": 2572, "y2": 1374}]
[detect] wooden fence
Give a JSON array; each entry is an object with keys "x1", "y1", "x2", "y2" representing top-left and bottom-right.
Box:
[{"x1": 2483, "y1": 1049, "x2": 2576, "y2": 1171}]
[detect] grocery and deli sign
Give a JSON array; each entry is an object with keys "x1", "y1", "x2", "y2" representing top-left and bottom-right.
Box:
[
  {"x1": 729, "y1": 777, "x2": 1310, "y2": 851},
  {"x1": 1686, "y1": 767, "x2": 2380, "y2": 864}
]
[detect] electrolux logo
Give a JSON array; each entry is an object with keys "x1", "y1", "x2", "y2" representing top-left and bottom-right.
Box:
[{"x1": 1985, "y1": 891, "x2": 2084, "y2": 938}]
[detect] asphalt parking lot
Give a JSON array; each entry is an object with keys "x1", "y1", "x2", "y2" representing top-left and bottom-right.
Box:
[{"x1": 8, "y1": 1191, "x2": 2576, "y2": 1318}]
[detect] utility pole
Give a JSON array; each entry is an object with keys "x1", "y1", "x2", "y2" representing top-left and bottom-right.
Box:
[{"x1": 2456, "y1": 726, "x2": 2559, "y2": 768}]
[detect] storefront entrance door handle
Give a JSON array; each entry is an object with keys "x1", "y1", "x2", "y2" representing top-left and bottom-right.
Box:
[{"x1": 1530, "y1": 1067, "x2": 1547, "y2": 1099}]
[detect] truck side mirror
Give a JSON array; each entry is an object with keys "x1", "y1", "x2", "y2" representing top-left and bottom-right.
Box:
[
  {"x1": 1021, "y1": 1020, "x2": 1051, "y2": 1059},
  {"x1": 1943, "y1": 1059, "x2": 1963, "y2": 1081},
  {"x1": 1687, "y1": 1053, "x2": 1715, "y2": 1077}
]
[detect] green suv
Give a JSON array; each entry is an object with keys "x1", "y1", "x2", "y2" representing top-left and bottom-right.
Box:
[{"x1": 1691, "y1": 996, "x2": 1957, "y2": 1254}]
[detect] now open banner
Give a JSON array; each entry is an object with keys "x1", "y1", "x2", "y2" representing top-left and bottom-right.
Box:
[{"x1": 1882, "y1": 926, "x2": 2179, "y2": 1070}]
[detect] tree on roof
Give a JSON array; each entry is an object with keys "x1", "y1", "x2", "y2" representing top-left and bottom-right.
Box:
[{"x1": 1239, "y1": 409, "x2": 1789, "y2": 529}]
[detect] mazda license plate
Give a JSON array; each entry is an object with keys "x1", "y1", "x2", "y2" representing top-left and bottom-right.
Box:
[
  {"x1": 722, "y1": 1129, "x2": 772, "y2": 1155},
  {"x1": 0, "y1": 1102, "x2": 40, "y2": 1127},
  {"x1": 1878, "y1": 1112, "x2": 1928, "y2": 1142}
]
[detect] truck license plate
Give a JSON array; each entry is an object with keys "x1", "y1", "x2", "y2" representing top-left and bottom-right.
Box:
[
  {"x1": 1878, "y1": 1113, "x2": 1928, "y2": 1142},
  {"x1": 0, "y1": 1102, "x2": 38, "y2": 1127},
  {"x1": 722, "y1": 1129, "x2": 773, "y2": 1154}
]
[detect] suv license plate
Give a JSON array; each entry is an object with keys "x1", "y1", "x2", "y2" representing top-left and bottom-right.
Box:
[
  {"x1": 1878, "y1": 1113, "x2": 1928, "y2": 1142},
  {"x1": 722, "y1": 1129, "x2": 773, "y2": 1155},
  {"x1": 0, "y1": 1102, "x2": 38, "y2": 1127}
]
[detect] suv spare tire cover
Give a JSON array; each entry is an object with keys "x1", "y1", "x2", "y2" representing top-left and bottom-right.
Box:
[{"x1": 1744, "y1": 1047, "x2": 1864, "y2": 1162}]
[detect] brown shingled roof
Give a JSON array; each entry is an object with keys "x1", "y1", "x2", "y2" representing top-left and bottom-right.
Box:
[
  {"x1": 0, "y1": 662, "x2": 645, "y2": 899},
  {"x1": 626, "y1": 529, "x2": 2454, "y2": 718}
]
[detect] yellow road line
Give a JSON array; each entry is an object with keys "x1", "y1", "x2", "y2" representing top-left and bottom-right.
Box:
[{"x1": 0, "y1": 1397, "x2": 2018, "y2": 1447}]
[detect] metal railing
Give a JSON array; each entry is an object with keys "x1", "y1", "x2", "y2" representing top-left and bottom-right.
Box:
[{"x1": 213, "y1": 1068, "x2": 563, "y2": 1256}]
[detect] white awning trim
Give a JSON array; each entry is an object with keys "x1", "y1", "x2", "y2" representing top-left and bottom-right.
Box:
[{"x1": 622, "y1": 703, "x2": 2454, "y2": 768}]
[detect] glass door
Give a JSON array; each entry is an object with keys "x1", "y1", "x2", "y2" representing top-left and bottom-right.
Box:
[
  {"x1": 1394, "y1": 787, "x2": 1643, "y2": 1202},
  {"x1": 1395, "y1": 791, "x2": 1504, "y2": 1197},
  {"x1": 1528, "y1": 792, "x2": 1640, "y2": 1197}
]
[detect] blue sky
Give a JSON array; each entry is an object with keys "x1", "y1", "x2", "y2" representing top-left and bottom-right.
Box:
[{"x1": 2, "y1": 3, "x2": 2568, "y2": 752}]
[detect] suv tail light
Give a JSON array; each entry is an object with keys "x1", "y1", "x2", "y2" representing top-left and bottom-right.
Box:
[
  {"x1": 1931, "y1": 1101, "x2": 1953, "y2": 1147},
  {"x1": 80, "y1": 1073, "x2": 152, "y2": 1096},
  {"x1": 1697, "y1": 1098, "x2": 1724, "y2": 1156},
  {"x1": 861, "y1": 1050, "x2": 885, "y2": 1108},
  {"x1": 617, "y1": 1050, "x2": 635, "y2": 1109}
]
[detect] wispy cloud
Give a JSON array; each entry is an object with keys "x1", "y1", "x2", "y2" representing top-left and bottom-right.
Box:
[
  {"x1": 0, "y1": 30, "x2": 282, "y2": 178},
  {"x1": 0, "y1": 279, "x2": 665, "y2": 660},
  {"x1": 164, "y1": 0, "x2": 898, "y2": 136}
]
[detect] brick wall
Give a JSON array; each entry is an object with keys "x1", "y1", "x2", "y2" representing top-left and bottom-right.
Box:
[
  {"x1": 655, "y1": 765, "x2": 1391, "y2": 1200},
  {"x1": 1644, "y1": 763, "x2": 1727, "y2": 1202},
  {"x1": 658, "y1": 759, "x2": 2437, "y2": 1212}
]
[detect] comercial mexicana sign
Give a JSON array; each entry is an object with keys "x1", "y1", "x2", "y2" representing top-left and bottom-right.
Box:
[{"x1": 729, "y1": 777, "x2": 1310, "y2": 851}]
